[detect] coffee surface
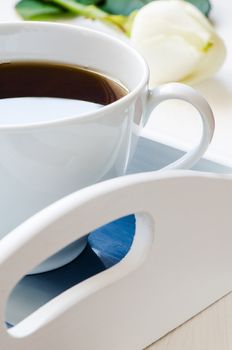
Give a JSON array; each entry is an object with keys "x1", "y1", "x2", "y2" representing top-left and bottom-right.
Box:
[{"x1": 0, "y1": 62, "x2": 127, "y2": 125}]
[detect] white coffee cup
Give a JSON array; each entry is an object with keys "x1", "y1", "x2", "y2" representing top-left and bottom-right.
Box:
[{"x1": 0, "y1": 22, "x2": 214, "y2": 274}]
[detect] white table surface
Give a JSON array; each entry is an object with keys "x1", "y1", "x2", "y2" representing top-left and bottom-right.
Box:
[{"x1": 1, "y1": 1, "x2": 232, "y2": 349}]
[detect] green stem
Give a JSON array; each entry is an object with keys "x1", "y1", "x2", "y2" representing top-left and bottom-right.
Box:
[
  {"x1": 48, "y1": 0, "x2": 107, "y2": 19},
  {"x1": 47, "y1": 0, "x2": 135, "y2": 35}
]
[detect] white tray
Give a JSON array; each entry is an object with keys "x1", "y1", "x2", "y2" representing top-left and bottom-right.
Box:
[{"x1": 5, "y1": 135, "x2": 231, "y2": 328}]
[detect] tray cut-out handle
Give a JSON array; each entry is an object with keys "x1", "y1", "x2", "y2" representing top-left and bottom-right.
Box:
[
  {"x1": 0, "y1": 172, "x2": 157, "y2": 348},
  {"x1": 1, "y1": 171, "x2": 232, "y2": 350}
]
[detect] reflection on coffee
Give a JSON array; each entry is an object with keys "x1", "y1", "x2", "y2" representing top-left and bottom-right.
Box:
[{"x1": 0, "y1": 62, "x2": 128, "y2": 125}]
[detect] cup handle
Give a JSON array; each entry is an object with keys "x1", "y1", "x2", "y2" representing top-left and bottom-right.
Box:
[{"x1": 145, "y1": 83, "x2": 215, "y2": 170}]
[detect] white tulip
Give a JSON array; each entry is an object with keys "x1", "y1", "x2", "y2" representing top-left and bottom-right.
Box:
[{"x1": 131, "y1": 0, "x2": 226, "y2": 87}]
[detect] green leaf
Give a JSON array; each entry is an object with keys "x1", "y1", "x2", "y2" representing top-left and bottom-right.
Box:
[
  {"x1": 16, "y1": 0, "x2": 212, "y2": 24},
  {"x1": 76, "y1": 0, "x2": 102, "y2": 4},
  {"x1": 15, "y1": 0, "x2": 102, "y2": 20},
  {"x1": 102, "y1": 0, "x2": 152, "y2": 16},
  {"x1": 102, "y1": 0, "x2": 211, "y2": 17},
  {"x1": 16, "y1": 0, "x2": 65, "y2": 19},
  {"x1": 186, "y1": 0, "x2": 211, "y2": 17}
]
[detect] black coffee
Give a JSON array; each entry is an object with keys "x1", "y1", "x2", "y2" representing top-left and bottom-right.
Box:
[{"x1": 0, "y1": 62, "x2": 128, "y2": 125}]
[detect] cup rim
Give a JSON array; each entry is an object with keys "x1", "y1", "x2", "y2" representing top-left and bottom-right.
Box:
[{"x1": 0, "y1": 21, "x2": 149, "y2": 131}]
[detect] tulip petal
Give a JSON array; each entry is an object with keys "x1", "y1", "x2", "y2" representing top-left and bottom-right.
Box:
[
  {"x1": 131, "y1": 0, "x2": 226, "y2": 86},
  {"x1": 133, "y1": 34, "x2": 203, "y2": 86},
  {"x1": 183, "y1": 31, "x2": 226, "y2": 84}
]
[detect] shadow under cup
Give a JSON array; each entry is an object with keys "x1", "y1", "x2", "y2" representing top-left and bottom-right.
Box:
[{"x1": 0, "y1": 23, "x2": 147, "y2": 274}]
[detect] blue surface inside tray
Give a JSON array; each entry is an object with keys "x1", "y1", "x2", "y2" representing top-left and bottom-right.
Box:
[{"x1": 89, "y1": 215, "x2": 135, "y2": 268}]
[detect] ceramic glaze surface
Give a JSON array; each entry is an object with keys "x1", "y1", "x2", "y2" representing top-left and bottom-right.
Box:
[
  {"x1": 0, "y1": 23, "x2": 215, "y2": 273},
  {"x1": 0, "y1": 102, "x2": 136, "y2": 234}
]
